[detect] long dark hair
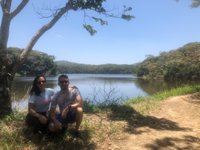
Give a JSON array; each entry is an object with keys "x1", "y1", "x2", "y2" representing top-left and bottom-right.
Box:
[{"x1": 29, "y1": 74, "x2": 46, "y2": 96}]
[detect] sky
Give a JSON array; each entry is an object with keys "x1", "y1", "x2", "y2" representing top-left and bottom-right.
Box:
[{"x1": 3, "y1": 0, "x2": 200, "y2": 65}]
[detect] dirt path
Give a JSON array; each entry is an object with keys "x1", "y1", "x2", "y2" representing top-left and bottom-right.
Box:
[{"x1": 113, "y1": 93, "x2": 200, "y2": 150}]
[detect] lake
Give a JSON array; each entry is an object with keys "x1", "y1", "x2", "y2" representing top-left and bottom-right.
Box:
[{"x1": 11, "y1": 74, "x2": 192, "y2": 110}]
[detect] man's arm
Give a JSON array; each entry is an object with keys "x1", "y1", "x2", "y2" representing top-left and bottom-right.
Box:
[
  {"x1": 61, "y1": 94, "x2": 83, "y2": 118},
  {"x1": 70, "y1": 95, "x2": 83, "y2": 108},
  {"x1": 50, "y1": 107, "x2": 62, "y2": 129}
]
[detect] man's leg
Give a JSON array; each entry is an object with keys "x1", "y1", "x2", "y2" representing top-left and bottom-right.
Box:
[
  {"x1": 75, "y1": 107, "x2": 83, "y2": 131},
  {"x1": 48, "y1": 114, "x2": 64, "y2": 133}
]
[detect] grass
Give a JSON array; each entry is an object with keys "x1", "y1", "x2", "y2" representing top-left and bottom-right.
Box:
[
  {"x1": 125, "y1": 84, "x2": 200, "y2": 115},
  {"x1": 1, "y1": 84, "x2": 200, "y2": 150}
]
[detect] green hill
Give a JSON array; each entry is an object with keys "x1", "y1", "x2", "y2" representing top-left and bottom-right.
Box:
[
  {"x1": 55, "y1": 61, "x2": 137, "y2": 74},
  {"x1": 137, "y1": 42, "x2": 200, "y2": 80}
]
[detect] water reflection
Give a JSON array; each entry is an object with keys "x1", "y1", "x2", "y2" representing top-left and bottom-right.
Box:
[
  {"x1": 12, "y1": 74, "x2": 199, "y2": 110},
  {"x1": 135, "y1": 78, "x2": 200, "y2": 95}
]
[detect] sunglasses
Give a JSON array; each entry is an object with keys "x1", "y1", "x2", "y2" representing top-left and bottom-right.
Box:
[{"x1": 37, "y1": 80, "x2": 46, "y2": 84}]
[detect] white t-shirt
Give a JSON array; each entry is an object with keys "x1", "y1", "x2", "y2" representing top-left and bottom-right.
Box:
[
  {"x1": 51, "y1": 85, "x2": 81, "y2": 112},
  {"x1": 28, "y1": 88, "x2": 54, "y2": 112}
]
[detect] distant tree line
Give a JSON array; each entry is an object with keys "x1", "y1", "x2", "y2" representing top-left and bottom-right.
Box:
[
  {"x1": 9, "y1": 42, "x2": 200, "y2": 80},
  {"x1": 7, "y1": 48, "x2": 137, "y2": 76},
  {"x1": 56, "y1": 61, "x2": 137, "y2": 74},
  {"x1": 136, "y1": 42, "x2": 200, "y2": 81}
]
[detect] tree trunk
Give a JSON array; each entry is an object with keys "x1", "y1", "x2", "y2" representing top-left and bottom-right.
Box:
[
  {"x1": 0, "y1": 52, "x2": 13, "y2": 116},
  {"x1": 0, "y1": 73, "x2": 12, "y2": 116}
]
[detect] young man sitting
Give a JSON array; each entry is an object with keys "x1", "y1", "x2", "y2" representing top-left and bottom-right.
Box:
[{"x1": 49, "y1": 74, "x2": 83, "y2": 136}]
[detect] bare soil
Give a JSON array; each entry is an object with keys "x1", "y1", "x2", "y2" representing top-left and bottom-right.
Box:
[{"x1": 109, "y1": 93, "x2": 200, "y2": 150}]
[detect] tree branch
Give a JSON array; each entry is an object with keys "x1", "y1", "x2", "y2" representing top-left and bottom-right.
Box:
[
  {"x1": 1, "y1": 0, "x2": 11, "y2": 14},
  {"x1": 0, "y1": 0, "x2": 5, "y2": 12},
  {"x1": 20, "y1": 3, "x2": 72, "y2": 62},
  {"x1": 10, "y1": 0, "x2": 29, "y2": 19}
]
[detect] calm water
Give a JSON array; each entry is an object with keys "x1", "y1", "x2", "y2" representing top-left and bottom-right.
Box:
[{"x1": 11, "y1": 74, "x2": 193, "y2": 109}]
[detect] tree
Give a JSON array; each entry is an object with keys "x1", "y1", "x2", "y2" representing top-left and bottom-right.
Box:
[
  {"x1": 0, "y1": 0, "x2": 133, "y2": 116},
  {"x1": 6, "y1": 48, "x2": 56, "y2": 76},
  {"x1": 191, "y1": 0, "x2": 200, "y2": 7}
]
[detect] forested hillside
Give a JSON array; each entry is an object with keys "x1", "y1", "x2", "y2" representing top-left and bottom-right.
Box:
[
  {"x1": 56, "y1": 61, "x2": 137, "y2": 74},
  {"x1": 137, "y1": 42, "x2": 200, "y2": 80}
]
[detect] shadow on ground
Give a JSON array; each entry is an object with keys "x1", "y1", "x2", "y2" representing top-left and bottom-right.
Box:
[
  {"x1": 145, "y1": 135, "x2": 200, "y2": 150},
  {"x1": 106, "y1": 105, "x2": 190, "y2": 134},
  {"x1": 105, "y1": 104, "x2": 200, "y2": 149},
  {"x1": 22, "y1": 126, "x2": 96, "y2": 150},
  {"x1": 186, "y1": 92, "x2": 200, "y2": 104}
]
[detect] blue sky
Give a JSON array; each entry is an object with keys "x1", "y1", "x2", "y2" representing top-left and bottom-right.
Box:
[{"x1": 4, "y1": 0, "x2": 200, "y2": 64}]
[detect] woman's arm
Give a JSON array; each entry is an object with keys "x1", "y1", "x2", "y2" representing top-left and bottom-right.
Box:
[{"x1": 28, "y1": 103, "x2": 48, "y2": 124}]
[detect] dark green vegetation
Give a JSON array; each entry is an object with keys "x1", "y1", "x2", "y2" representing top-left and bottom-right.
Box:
[
  {"x1": 56, "y1": 60, "x2": 137, "y2": 74},
  {"x1": 7, "y1": 47, "x2": 57, "y2": 76},
  {"x1": 1, "y1": 84, "x2": 200, "y2": 149},
  {"x1": 137, "y1": 42, "x2": 200, "y2": 81}
]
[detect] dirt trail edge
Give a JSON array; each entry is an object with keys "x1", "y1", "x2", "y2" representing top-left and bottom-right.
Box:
[{"x1": 114, "y1": 93, "x2": 200, "y2": 150}]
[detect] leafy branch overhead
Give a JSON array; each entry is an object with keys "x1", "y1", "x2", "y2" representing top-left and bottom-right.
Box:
[
  {"x1": 70, "y1": 0, "x2": 134, "y2": 35},
  {"x1": 191, "y1": 0, "x2": 200, "y2": 7},
  {"x1": 83, "y1": 24, "x2": 97, "y2": 36}
]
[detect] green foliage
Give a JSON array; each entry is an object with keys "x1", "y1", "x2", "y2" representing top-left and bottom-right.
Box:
[
  {"x1": 121, "y1": 6, "x2": 135, "y2": 21},
  {"x1": 121, "y1": 14, "x2": 134, "y2": 21},
  {"x1": 56, "y1": 60, "x2": 137, "y2": 74},
  {"x1": 83, "y1": 24, "x2": 97, "y2": 35},
  {"x1": 70, "y1": 0, "x2": 133, "y2": 35},
  {"x1": 7, "y1": 47, "x2": 57, "y2": 76},
  {"x1": 126, "y1": 84, "x2": 200, "y2": 105},
  {"x1": 71, "y1": 0, "x2": 106, "y2": 11},
  {"x1": 83, "y1": 100, "x2": 102, "y2": 113},
  {"x1": 136, "y1": 42, "x2": 200, "y2": 81},
  {"x1": 124, "y1": 84, "x2": 200, "y2": 115},
  {"x1": 92, "y1": 17, "x2": 108, "y2": 25},
  {"x1": 191, "y1": 0, "x2": 200, "y2": 7}
]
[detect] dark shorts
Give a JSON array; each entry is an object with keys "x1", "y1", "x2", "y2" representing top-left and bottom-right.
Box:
[
  {"x1": 56, "y1": 109, "x2": 76, "y2": 125},
  {"x1": 25, "y1": 112, "x2": 49, "y2": 133}
]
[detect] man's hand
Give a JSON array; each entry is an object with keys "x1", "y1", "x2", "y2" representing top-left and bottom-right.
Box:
[
  {"x1": 38, "y1": 115, "x2": 48, "y2": 124},
  {"x1": 61, "y1": 106, "x2": 70, "y2": 119},
  {"x1": 54, "y1": 120, "x2": 62, "y2": 130}
]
